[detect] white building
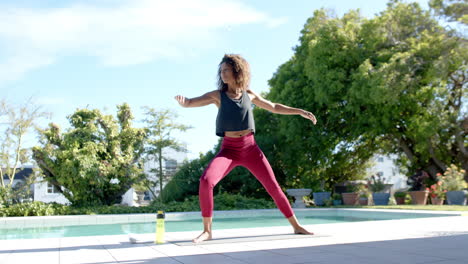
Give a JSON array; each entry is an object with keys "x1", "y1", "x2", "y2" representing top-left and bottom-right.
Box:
[
  {"x1": 120, "y1": 147, "x2": 188, "y2": 206},
  {"x1": 34, "y1": 177, "x2": 70, "y2": 204},
  {"x1": 146, "y1": 148, "x2": 186, "y2": 194},
  {"x1": 366, "y1": 154, "x2": 408, "y2": 191}
]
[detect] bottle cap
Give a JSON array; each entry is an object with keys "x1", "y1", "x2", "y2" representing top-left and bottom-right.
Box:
[{"x1": 157, "y1": 211, "x2": 165, "y2": 219}]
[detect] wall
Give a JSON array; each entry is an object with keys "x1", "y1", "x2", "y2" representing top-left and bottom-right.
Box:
[
  {"x1": 367, "y1": 154, "x2": 408, "y2": 191},
  {"x1": 33, "y1": 178, "x2": 70, "y2": 205}
]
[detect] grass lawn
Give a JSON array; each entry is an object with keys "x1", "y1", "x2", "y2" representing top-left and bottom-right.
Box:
[{"x1": 319, "y1": 205, "x2": 468, "y2": 211}]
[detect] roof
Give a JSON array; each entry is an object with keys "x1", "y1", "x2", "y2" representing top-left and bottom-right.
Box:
[{"x1": 2, "y1": 167, "x2": 34, "y2": 181}]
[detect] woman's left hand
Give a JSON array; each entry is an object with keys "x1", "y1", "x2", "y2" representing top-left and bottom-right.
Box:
[{"x1": 300, "y1": 110, "x2": 317, "y2": 125}]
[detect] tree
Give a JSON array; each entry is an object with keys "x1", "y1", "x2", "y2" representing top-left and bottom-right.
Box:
[
  {"x1": 255, "y1": 9, "x2": 377, "y2": 190},
  {"x1": 429, "y1": 0, "x2": 468, "y2": 24},
  {"x1": 141, "y1": 107, "x2": 191, "y2": 201},
  {"x1": 0, "y1": 99, "x2": 49, "y2": 205},
  {"x1": 32, "y1": 103, "x2": 146, "y2": 206},
  {"x1": 263, "y1": 0, "x2": 467, "y2": 184},
  {"x1": 157, "y1": 0, "x2": 468, "y2": 200}
]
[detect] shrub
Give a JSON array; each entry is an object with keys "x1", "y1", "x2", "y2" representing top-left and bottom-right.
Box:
[
  {"x1": 332, "y1": 193, "x2": 342, "y2": 200},
  {"x1": 345, "y1": 183, "x2": 363, "y2": 193},
  {"x1": 1, "y1": 193, "x2": 277, "y2": 217},
  {"x1": 368, "y1": 174, "x2": 386, "y2": 192},
  {"x1": 323, "y1": 198, "x2": 333, "y2": 206},
  {"x1": 428, "y1": 180, "x2": 446, "y2": 199},
  {"x1": 440, "y1": 165, "x2": 467, "y2": 191},
  {"x1": 0, "y1": 201, "x2": 69, "y2": 217},
  {"x1": 407, "y1": 170, "x2": 430, "y2": 191},
  {"x1": 394, "y1": 191, "x2": 407, "y2": 198}
]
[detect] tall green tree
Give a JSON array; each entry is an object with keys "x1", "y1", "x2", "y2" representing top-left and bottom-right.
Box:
[
  {"x1": 263, "y1": 0, "x2": 467, "y2": 185},
  {"x1": 258, "y1": 9, "x2": 378, "y2": 191},
  {"x1": 0, "y1": 99, "x2": 49, "y2": 205},
  {"x1": 142, "y1": 107, "x2": 191, "y2": 201},
  {"x1": 32, "y1": 104, "x2": 146, "y2": 206}
]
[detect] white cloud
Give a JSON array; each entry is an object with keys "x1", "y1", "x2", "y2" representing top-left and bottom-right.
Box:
[
  {"x1": 0, "y1": 0, "x2": 286, "y2": 85},
  {"x1": 0, "y1": 52, "x2": 55, "y2": 84}
]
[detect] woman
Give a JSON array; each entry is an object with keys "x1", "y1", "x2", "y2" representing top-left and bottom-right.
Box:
[{"x1": 174, "y1": 54, "x2": 317, "y2": 243}]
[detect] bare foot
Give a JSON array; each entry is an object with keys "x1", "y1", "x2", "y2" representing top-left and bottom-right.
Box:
[
  {"x1": 294, "y1": 226, "x2": 314, "y2": 235},
  {"x1": 192, "y1": 231, "x2": 212, "y2": 243}
]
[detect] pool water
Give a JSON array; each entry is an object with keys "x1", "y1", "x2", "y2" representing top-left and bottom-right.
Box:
[{"x1": 0, "y1": 210, "x2": 457, "y2": 240}]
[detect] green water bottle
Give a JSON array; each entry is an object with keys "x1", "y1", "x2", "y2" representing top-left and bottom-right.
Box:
[{"x1": 155, "y1": 210, "x2": 165, "y2": 244}]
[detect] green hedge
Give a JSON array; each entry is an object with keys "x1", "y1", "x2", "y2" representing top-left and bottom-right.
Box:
[
  {"x1": 0, "y1": 193, "x2": 277, "y2": 217},
  {"x1": 0, "y1": 201, "x2": 68, "y2": 217}
]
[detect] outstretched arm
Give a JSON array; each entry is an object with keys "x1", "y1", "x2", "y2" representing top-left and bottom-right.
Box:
[
  {"x1": 248, "y1": 90, "x2": 317, "y2": 125},
  {"x1": 174, "y1": 90, "x2": 219, "y2": 108}
]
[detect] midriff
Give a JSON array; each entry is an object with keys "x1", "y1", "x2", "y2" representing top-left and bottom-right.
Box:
[{"x1": 224, "y1": 129, "x2": 253, "y2": 138}]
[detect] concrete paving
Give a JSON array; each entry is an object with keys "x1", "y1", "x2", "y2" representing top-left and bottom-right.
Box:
[{"x1": 0, "y1": 211, "x2": 467, "y2": 264}]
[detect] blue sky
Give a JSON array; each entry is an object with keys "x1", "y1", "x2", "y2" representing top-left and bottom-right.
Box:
[{"x1": 1, "y1": 0, "x2": 430, "y2": 160}]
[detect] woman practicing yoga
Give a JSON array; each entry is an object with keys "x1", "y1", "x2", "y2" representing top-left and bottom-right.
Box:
[{"x1": 174, "y1": 54, "x2": 317, "y2": 243}]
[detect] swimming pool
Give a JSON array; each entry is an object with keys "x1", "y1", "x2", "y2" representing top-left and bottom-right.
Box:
[{"x1": 0, "y1": 209, "x2": 460, "y2": 240}]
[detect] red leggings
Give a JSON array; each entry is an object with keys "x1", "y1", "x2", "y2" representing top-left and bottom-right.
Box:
[{"x1": 199, "y1": 133, "x2": 294, "y2": 218}]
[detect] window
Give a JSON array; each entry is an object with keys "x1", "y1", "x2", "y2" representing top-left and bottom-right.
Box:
[
  {"x1": 47, "y1": 183, "x2": 60, "y2": 194},
  {"x1": 377, "y1": 171, "x2": 384, "y2": 177},
  {"x1": 165, "y1": 159, "x2": 178, "y2": 177},
  {"x1": 378, "y1": 157, "x2": 384, "y2": 162}
]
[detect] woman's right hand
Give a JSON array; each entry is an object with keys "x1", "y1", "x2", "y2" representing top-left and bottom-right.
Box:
[
  {"x1": 174, "y1": 95, "x2": 189, "y2": 107},
  {"x1": 174, "y1": 91, "x2": 218, "y2": 108}
]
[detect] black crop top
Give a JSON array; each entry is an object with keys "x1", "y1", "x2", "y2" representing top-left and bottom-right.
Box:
[{"x1": 215, "y1": 90, "x2": 255, "y2": 137}]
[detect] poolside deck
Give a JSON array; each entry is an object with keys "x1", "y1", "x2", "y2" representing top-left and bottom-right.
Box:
[{"x1": 0, "y1": 211, "x2": 467, "y2": 264}]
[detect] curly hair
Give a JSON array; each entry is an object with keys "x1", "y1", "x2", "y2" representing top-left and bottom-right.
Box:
[{"x1": 217, "y1": 54, "x2": 251, "y2": 92}]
